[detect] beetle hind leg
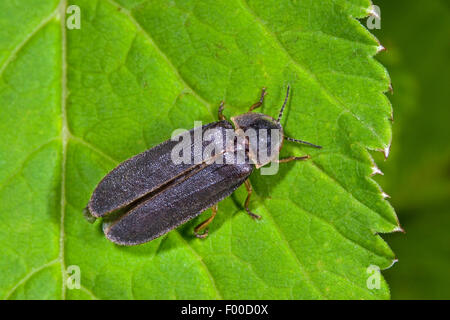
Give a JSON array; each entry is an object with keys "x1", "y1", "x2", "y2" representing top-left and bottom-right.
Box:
[
  {"x1": 275, "y1": 155, "x2": 311, "y2": 163},
  {"x1": 244, "y1": 179, "x2": 261, "y2": 220},
  {"x1": 194, "y1": 204, "x2": 218, "y2": 239}
]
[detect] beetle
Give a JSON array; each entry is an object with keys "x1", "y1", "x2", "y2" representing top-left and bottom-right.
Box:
[{"x1": 84, "y1": 86, "x2": 321, "y2": 245}]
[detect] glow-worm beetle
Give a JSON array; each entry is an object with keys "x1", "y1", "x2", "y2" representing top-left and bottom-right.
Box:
[{"x1": 84, "y1": 86, "x2": 321, "y2": 245}]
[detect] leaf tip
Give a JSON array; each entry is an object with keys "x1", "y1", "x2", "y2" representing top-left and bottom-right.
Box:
[
  {"x1": 371, "y1": 165, "x2": 384, "y2": 176},
  {"x1": 378, "y1": 144, "x2": 391, "y2": 159},
  {"x1": 393, "y1": 226, "x2": 406, "y2": 234},
  {"x1": 367, "y1": 5, "x2": 381, "y2": 20},
  {"x1": 385, "y1": 258, "x2": 399, "y2": 270},
  {"x1": 388, "y1": 83, "x2": 394, "y2": 95},
  {"x1": 381, "y1": 191, "x2": 391, "y2": 199},
  {"x1": 376, "y1": 44, "x2": 386, "y2": 54}
]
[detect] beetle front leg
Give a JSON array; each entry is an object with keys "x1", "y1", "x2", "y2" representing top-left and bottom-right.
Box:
[
  {"x1": 275, "y1": 155, "x2": 311, "y2": 163},
  {"x1": 218, "y1": 101, "x2": 226, "y2": 121},
  {"x1": 194, "y1": 204, "x2": 218, "y2": 239},
  {"x1": 248, "y1": 88, "x2": 267, "y2": 112},
  {"x1": 244, "y1": 179, "x2": 261, "y2": 220}
]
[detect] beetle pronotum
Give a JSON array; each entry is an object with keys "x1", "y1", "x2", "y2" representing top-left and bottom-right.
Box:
[{"x1": 84, "y1": 86, "x2": 321, "y2": 245}]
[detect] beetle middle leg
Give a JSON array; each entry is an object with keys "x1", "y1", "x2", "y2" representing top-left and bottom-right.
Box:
[
  {"x1": 275, "y1": 155, "x2": 311, "y2": 163},
  {"x1": 249, "y1": 88, "x2": 267, "y2": 112},
  {"x1": 244, "y1": 179, "x2": 261, "y2": 220},
  {"x1": 194, "y1": 204, "x2": 218, "y2": 239}
]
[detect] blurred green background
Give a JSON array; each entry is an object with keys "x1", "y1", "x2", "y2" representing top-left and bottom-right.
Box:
[{"x1": 371, "y1": 0, "x2": 450, "y2": 299}]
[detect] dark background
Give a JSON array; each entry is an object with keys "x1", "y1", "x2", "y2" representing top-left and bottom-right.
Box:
[{"x1": 370, "y1": 0, "x2": 450, "y2": 299}]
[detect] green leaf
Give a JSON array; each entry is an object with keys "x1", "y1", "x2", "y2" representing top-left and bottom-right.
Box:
[{"x1": 0, "y1": 0, "x2": 399, "y2": 299}]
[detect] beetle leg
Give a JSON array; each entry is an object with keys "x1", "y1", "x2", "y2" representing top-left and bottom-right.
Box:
[
  {"x1": 249, "y1": 88, "x2": 267, "y2": 112},
  {"x1": 275, "y1": 155, "x2": 311, "y2": 163},
  {"x1": 218, "y1": 101, "x2": 226, "y2": 121},
  {"x1": 244, "y1": 179, "x2": 261, "y2": 220},
  {"x1": 194, "y1": 204, "x2": 218, "y2": 239}
]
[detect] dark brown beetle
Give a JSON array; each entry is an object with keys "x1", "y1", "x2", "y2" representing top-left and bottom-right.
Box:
[{"x1": 84, "y1": 86, "x2": 321, "y2": 245}]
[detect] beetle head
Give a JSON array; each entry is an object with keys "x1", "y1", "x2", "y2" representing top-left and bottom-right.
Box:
[
  {"x1": 231, "y1": 86, "x2": 322, "y2": 169},
  {"x1": 231, "y1": 112, "x2": 284, "y2": 168}
]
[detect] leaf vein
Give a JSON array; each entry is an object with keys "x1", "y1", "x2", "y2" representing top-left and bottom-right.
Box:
[
  {"x1": 174, "y1": 232, "x2": 224, "y2": 299},
  {"x1": 105, "y1": 0, "x2": 215, "y2": 120},
  {"x1": 254, "y1": 196, "x2": 328, "y2": 299},
  {"x1": 3, "y1": 259, "x2": 60, "y2": 300},
  {"x1": 238, "y1": 0, "x2": 385, "y2": 147},
  {"x1": 58, "y1": 0, "x2": 69, "y2": 300},
  {"x1": 308, "y1": 161, "x2": 396, "y2": 226},
  {"x1": 0, "y1": 7, "x2": 59, "y2": 77}
]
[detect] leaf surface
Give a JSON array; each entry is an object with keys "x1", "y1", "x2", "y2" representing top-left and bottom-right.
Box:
[{"x1": 0, "y1": 0, "x2": 398, "y2": 299}]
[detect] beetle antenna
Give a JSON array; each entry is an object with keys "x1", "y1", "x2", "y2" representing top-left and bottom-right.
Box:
[
  {"x1": 285, "y1": 136, "x2": 322, "y2": 149},
  {"x1": 277, "y1": 85, "x2": 290, "y2": 123}
]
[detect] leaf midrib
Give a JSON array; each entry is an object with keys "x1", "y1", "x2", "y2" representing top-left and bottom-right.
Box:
[{"x1": 58, "y1": 0, "x2": 69, "y2": 300}]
